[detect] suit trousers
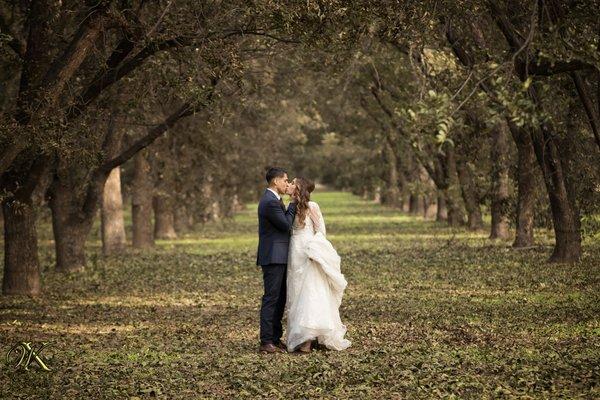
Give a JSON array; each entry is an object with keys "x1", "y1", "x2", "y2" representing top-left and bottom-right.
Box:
[{"x1": 259, "y1": 263, "x2": 287, "y2": 345}]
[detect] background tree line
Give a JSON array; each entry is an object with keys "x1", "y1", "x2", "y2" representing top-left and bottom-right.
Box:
[{"x1": 1, "y1": 0, "x2": 598, "y2": 296}]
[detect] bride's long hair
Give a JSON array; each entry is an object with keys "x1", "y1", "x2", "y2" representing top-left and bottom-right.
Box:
[{"x1": 293, "y1": 177, "x2": 315, "y2": 228}]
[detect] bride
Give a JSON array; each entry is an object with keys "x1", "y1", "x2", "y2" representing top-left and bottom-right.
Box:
[{"x1": 285, "y1": 177, "x2": 351, "y2": 353}]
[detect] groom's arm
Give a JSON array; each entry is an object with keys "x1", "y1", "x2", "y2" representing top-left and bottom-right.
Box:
[{"x1": 264, "y1": 200, "x2": 296, "y2": 232}]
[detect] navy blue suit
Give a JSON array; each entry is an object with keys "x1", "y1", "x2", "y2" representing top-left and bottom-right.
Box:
[{"x1": 256, "y1": 189, "x2": 297, "y2": 345}]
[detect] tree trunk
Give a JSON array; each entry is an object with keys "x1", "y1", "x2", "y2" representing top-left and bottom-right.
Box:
[
  {"x1": 2, "y1": 196, "x2": 41, "y2": 295},
  {"x1": 446, "y1": 199, "x2": 464, "y2": 226},
  {"x1": 101, "y1": 167, "x2": 126, "y2": 255},
  {"x1": 132, "y1": 149, "x2": 154, "y2": 248},
  {"x1": 49, "y1": 180, "x2": 94, "y2": 272},
  {"x1": 383, "y1": 138, "x2": 401, "y2": 207},
  {"x1": 418, "y1": 166, "x2": 432, "y2": 219},
  {"x1": 397, "y1": 167, "x2": 408, "y2": 211},
  {"x1": 153, "y1": 194, "x2": 177, "y2": 239},
  {"x1": 571, "y1": 72, "x2": 600, "y2": 151},
  {"x1": 489, "y1": 122, "x2": 511, "y2": 239},
  {"x1": 210, "y1": 199, "x2": 221, "y2": 221},
  {"x1": 174, "y1": 205, "x2": 192, "y2": 235},
  {"x1": 436, "y1": 194, "x2": 448, "y2": 221},
  {"x1": 456, "y1": 158, "x2": 483, "y2": 230},
  {"x1": 373, "y1": 186, "x2": 381, "y2": 204},
  {"x1": 408, "y1": 194, "x2": 420, "y2": 214},
  {"x1": 440, "y1": 145, "x2": 465, "y2": 226},
  {"x1": 232, "y1": 194, "x2": 244, "y2": 212},
  {"x1": 551, "y1": 102, "x2": 583, "y2": 262},
  {"x1": 418, "y1": 145, "x2": 459, "y2": 225},
  {"x1": 424, "y1": 196, "x2": 437, "y2": 219},
  {"x1": 507, "y1": 121, "x2": 536, "y2": 247},
  {"x1": 417, "y1": 196, "x2": 425, "y2": 215},
  {"x1": 200, "y1": 175, "x2": 222, "y2": 221},
  {"x1": 51, "y1": 213, "x2": 92, "y2": 272},
  {"x1": 530, "y1": 124, "x2": 581, "y2": 262},
  {"x1": 1, "y1": 157, "x2": 48, "y2": 295}
]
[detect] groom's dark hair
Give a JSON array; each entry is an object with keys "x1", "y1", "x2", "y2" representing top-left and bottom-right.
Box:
[{"x1": 265, "y1": 166, "x2": 287, "y2": 184}]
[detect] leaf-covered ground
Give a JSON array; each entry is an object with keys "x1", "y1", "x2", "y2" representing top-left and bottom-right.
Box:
[{"x1": 1, "y1": 191, "x2": 599, "y2": 399}]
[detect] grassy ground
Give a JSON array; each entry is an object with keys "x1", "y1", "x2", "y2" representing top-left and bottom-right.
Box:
[{"x1": 0, "y1": 191, "x2": 599, "y2": 399}]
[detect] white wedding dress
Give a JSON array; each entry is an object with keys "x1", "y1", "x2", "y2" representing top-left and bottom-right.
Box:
[{"x1": 285, "y1": 201, "x2": 351, "y2": 352}]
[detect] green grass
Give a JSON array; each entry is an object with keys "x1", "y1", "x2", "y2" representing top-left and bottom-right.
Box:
[{"x1": 0, "y1": 191, "x2": 599, "y2": 399}]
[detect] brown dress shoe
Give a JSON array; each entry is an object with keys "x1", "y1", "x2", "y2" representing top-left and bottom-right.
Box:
[{"x1": 259, "y1": 343, "x2": 284, "y2": 354}]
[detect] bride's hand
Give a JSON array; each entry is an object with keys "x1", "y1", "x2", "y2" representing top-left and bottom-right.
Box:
[{"x1": 287, "y1": 187, "x2": 296, "y2": 200}]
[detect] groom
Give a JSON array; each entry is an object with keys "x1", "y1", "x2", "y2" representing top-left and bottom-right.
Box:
[{"x1": 257, "y1": 167, "x2": 297, "y2": 353}]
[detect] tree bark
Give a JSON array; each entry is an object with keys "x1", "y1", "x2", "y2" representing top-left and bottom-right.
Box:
[
  {"x1": 174, "y1": 205, "x2": 193, "y2": 235},
  {"x1": 40, "y1": 3, "x2": 109, "y2": 111},
  {"x1": 489, "y1": 122, "x2": 511, "y2": 239},
  {"x1": 132, "y1": 149, "x2": 154, "y2": 248},
  {"x1": 397, "y1": 167, "x2": 409, "y2": 211},
  {"x1": 408, "y1": 194, "x2": 420, "y2": 214},
  {"x1": 231, "y1": 194, "x2": 244, "y2": 212},
  {"x1": 14, "y1": 0, "x2": 57, "y2": 124},
  {"x1": 439, "y1": 144, "x2": 465, "y2": 226},
  {"x1": 1, "y1": 156, "x2": 48, "y2": 295},
  {"x1": 420, "y1": 154, "x2": 452, "y2": 223},
  {"x1": 510, "y1": 124, "x2": 537, "y2": 247},
  {"x1": 2, "y1": 196, "x2": 40, "y2": 295},
  {"x1": 571, "y1": 72, "x2": 600, "y2": 151},
  {"x1": 383, "y1": 137, "x2": 401, "y2": 207},
  {"x1": 436, "y1": 193, "x2": 448, "y2": 221},
  {"x1": 548, "y1": 102, "x2": 583, "y2": 262},
  {"x1": 101, "y1": 167, "x2": 126, "y2": 255},
  {"x1": 456, "y1": 157, "x2": 483, "y2": 230},
  {"x1": 424, "y1": 196, "x2": 437, "y2": 219},
  {"x1": 530, "y1": 123, "x2": 581, "y2": 262},
  {"x1": 417, "y1": 196, "x2": 425, "y2": 215},
  {"x1": 153, "y1": 194, "x2": 177, "y2": 240},
  {"x1": 48, "y1": 177, "x2": 94, "y2": 272}
]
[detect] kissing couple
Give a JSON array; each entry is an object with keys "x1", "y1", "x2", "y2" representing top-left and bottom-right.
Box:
[{"x1": 256, "y1": 166, "x2": 351, "y2": 354}]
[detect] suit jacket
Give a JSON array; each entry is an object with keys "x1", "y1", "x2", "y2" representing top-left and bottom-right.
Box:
[{"x1": 256, "y1": 189, "x2": 297, "y2": 266}]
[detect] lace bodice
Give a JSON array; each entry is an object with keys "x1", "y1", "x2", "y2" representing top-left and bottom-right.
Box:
[{"x1": 292, "y1": 201, "x2": 326, "y2": 236}]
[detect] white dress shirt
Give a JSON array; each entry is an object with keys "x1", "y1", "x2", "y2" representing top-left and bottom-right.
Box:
[{"x1": 267, "y1": 188, "x2": 281, "y2": 201}]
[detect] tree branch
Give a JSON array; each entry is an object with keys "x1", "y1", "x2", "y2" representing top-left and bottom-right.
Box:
[
  {"x1": 487, "y1": 1, "x2": 523, "y2": 51},
  {"x1": 0, "y1": 140, "x2": 26, "y2": 177},
  {"x1": 68, "y1": 34, "x2": 193, "y2": 119},
  {"x1": 530, "y1": 59, "x2": 597, "y2": 76},
  {"x1": 487, "y1": 1, "x2": 596, "y2": 77},
  {"x1": 41, "y1": 2, "x2": 111, "y2": 110},
  {"x1": 571, "y1": 72, "x2": 600, "y2": 150},
  {"x1": 101, "y1": 102, "x2": 194, "y2": 174},
  {"x1": 68, "y1": 24, "x2": 294, "y2": 121},
  {"x1": 0, "y1": 12, "x2": 25, "y2": 58}
]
